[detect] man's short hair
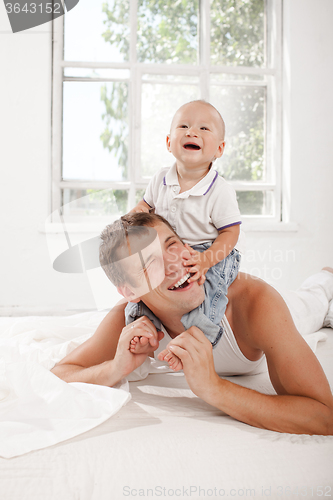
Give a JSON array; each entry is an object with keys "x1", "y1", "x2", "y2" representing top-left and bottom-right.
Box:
[{"x1": 99, "y1": 212, "x2": 177, "y2": 287}]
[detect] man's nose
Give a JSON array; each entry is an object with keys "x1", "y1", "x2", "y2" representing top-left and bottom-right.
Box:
[{"x1": 164, "y1": 253, "x2": 183, "y2": 277}]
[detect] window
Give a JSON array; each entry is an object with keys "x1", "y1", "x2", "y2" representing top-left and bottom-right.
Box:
[{"x1": 52, "y1": 0, "x2": 282, "y2": 223}]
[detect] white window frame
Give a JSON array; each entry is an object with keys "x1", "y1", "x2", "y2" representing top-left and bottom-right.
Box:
[{"x1": 51, "y1": 0, "x2": 283, "y2": 226}]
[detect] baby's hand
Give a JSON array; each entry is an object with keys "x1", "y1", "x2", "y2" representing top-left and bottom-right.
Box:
[
  {"x1": 158, "y1": 348, "x2": 183, "y2": 371},
  {"x1": 183, "y1": 244, "x2": 208, "y2": 285},
  {"x1": 129, "y1": 205, "x2": 150, "y2": 214}
]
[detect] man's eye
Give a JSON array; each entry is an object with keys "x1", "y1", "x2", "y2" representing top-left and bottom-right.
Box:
[{"x1": 144, "y1": 259, "x2": 155, "y2": 272}]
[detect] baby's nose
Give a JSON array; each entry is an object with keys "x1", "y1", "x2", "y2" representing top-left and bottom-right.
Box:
[{"x1": 186, "y1": 127, "x2": 198, "y2": 136}]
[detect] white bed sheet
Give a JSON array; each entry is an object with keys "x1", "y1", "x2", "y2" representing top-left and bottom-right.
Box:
[{"x1": 0, "y1": 314, "x2": 332, "y2": 500}]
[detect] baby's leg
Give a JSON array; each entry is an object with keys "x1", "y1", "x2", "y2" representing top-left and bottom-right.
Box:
[{"x1": 158, "y1": 348, "x2": 183, "y2": 371}]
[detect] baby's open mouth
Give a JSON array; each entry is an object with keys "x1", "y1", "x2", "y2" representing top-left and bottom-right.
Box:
[
  {"x1": 183, "y1": 143, "x2": 201, "y2": 150},
  {"x1": 168, "y1": 272, "x2": 191, "y2": 290}
]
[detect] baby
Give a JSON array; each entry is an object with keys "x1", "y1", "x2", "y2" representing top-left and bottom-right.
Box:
[{"x1": 128, "y1": 100, "x2": 242, "y2": 369}]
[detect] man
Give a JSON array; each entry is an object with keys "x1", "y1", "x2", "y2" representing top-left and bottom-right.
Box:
[{"x1": 51, "y1": 213, "x2": 333, "y2": 435}]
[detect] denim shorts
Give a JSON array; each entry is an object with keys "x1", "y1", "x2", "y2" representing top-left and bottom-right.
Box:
[{"x1": 180, "y1": 244, "x2": 241, "y2": 347}]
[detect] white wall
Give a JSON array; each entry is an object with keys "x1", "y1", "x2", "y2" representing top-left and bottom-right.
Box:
[
  {"x1": 241, "y1": 0, "x2": 333, "y2": 289},
  {"x1": 0, "y1": 0, "x2": 332, "y2": 315}
]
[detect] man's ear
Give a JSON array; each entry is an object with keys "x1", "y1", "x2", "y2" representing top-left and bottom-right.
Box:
[
  {"x1": 117, "y1": 285, "x2": 140, "y2": 303},
  {"x1": 215, "y1": 140, "x2": 225, "y2": 159},
  {"x1": 166, "y1": 134, "x2": 171, "y2": 152}
]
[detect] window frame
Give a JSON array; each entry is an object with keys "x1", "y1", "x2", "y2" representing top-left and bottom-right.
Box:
[{"x1": 51, "y1": 0, "x2": 282, "y2": 225}]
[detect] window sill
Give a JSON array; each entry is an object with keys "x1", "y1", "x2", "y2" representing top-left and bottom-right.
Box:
[
  {"x1": 40, "y1": 222, "x2": 110, "y2": 234},
  {"x1": 242, "y1": 222, "x2": 299, "y2": 232},
  {"x1": 40, "y1": 221, "x2": 299, "y2": 234}
]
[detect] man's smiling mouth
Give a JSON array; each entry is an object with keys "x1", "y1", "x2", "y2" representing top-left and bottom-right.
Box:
[
  {"x1": 183, "y1": 143, "x2": 201, "y2": 150},
  {"x1": 168, "y1": 272, "x2": 192, "y2": 290}
]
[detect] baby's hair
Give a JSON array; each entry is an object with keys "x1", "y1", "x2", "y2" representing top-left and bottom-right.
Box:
[{"x1": 173, "y1": 99, "x2": 225, "y2": 140}]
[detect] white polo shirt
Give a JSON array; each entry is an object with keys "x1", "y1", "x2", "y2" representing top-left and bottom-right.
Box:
[{"x1": 144, "y1": 164, "x2": 243, "y2": 249}]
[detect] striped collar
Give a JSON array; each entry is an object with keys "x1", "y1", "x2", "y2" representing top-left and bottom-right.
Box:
[{"x1": 163, "y1": 163, "x2": 219, "y2": 197}]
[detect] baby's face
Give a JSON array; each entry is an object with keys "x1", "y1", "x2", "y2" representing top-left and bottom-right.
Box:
[{"x1": 166, "y1": 102, "x2": 225, "y2": 170}]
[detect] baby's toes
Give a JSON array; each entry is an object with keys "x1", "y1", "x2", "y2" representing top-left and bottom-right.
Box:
[
  {"x1": 173, "y1": 361, "x2": 183, "y2": 372},
  {"x1": 139, "y1": 336, "x2": 149, "y2": 346},
  {"x1": 164, "y1": 351, "x2": 173, "y2": 362},
  {"x1": 157, "y1": 349, "x2": 169, "y2": 361}
]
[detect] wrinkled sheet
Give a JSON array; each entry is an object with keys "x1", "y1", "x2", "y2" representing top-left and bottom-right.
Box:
[
  {"x1": 0, "y1": 313, "x2": 130, "y2": 458},
  {"x1": 0, "y1": 313, "x2": 332, "y2": 499}
]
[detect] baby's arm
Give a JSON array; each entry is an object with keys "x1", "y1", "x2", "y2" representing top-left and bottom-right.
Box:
[
  {"x1": 185, "y1": 224, "x2": 240, "y2": 283},
  {"x1": 129, "y1": 199, "x2": 151, "y2": 214}
]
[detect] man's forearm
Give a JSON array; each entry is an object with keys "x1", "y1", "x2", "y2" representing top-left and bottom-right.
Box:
[
  {"x1": 207, "y1": 377, "x2": 333, "y2": 435},
  {"x1": 51, "y1": 360, "x2": 123, "y2": 387}
]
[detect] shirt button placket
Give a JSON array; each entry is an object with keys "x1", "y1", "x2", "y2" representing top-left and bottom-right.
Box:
[{"x1": 170, "y1": 203, "x2": 177, "y2": 226}]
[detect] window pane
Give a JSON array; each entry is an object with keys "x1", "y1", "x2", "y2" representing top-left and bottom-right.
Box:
[
  {"x1": 237, "y1": 191, "x2": 273, "y2": 216},
  {"x1": 63, "y1": 81, "x2": 128, "y2": 181},
  {"x1": 210, "y1": 85, "x2": 265, "y2": 182},
  {"x1": 62, "y1": 189, "x2": 128, "y2": 218},
  {"x1": 141, "y1": 79, "x2": 199, "y2": 178},
  {"x1": 210, "y1": 0, "x2": 266, "y2": 67},
  {"x1": 137, "y1": 0, "x2": 199, "y2": 64},
  {"x1": 136, "y1": 189, "x2": 146, "y2": 205},
  {"x1": 64, "y1": 0, "x2": 129, "y2": 63}
]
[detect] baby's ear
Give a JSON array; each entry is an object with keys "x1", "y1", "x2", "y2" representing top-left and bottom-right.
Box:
[
  {"x1": 215, "y1": 140, "x2": 225, "y2": 159},
  {"x1": 166, "y1": 134, "x2": 171, "y2": 152},
  {"x1": 117, "y1": 285, "x2": 140, "y2": 303}
]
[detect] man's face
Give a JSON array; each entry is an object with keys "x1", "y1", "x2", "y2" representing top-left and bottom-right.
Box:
[
  {"x1": 118, "y1": 222, "x2": 205, "y2": 319},
  {"x1": 166, "y1": 102, "x2": 225, "y2": 170}
]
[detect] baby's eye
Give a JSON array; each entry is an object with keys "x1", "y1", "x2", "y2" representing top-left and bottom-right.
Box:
[
  {"x1": 179, "y1": 125, "x2": 188, "y2": 129},
  {"x1": 201, "y1": 126, "x2": 209, "y2": 131}
]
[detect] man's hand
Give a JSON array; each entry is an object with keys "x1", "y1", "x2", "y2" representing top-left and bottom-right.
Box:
[
  {"x1": 113, "y1": 316, "x2": 163, "y2": 379},
  {"x1": 183, "y1": 244, "x2": 208, "y2": 285},
  {"x1": 163, "y1": 326, "x2": 220, "y2": 400}
]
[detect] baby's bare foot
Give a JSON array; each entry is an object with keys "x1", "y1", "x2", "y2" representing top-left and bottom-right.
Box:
[
  {"x1": 130, "y1": 331, "x2": 164, "y2": 355},
  {"x1": 130, "y1": 336, "x2": 150, "y2": 354},
  {"x1": 158, "y1": 348, "x2": 183, "y2": 371}
]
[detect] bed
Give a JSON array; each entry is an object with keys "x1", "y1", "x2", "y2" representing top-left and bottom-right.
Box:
[{"x1": 0, "y1": 312, "x2": 332, "y2": 500}]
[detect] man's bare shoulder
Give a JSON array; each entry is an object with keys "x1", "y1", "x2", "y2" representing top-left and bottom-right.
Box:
[
  {"x1": 228, "y1": 272, "x2": 276, "y2": 310},
  {"x1": 227, "y1": 272, "x2": 295, "y2": 349}
]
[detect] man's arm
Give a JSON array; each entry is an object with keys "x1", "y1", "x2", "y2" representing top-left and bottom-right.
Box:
[
  {"x1": 167, "y1": 281, "x2": 333, "y2": 435},
  {"x1": 51, "y1": 302, "x2": 159, "y2": 386}
]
